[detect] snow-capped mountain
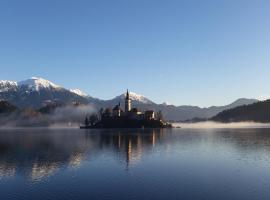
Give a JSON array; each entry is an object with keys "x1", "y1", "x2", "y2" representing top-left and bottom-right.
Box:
[
  {"x1": 70, "y1": 89, "x2": 88, "y2": 97},
  {"x1": 18, "y1": 77, "x2": 61, "y2": 91},
  {"x1": 0, "y1": 77, "x2": 259, "y2": 120},
  {"x1": 0, "y1": 80, "x2": 18, "y2": 92},
  {"x1": 0, "y1": 77, "x2": 61, "y2": 93},
  {"x1": 0, "y1": 77, "x2": 95, "y2": 108},
  {"x1": 102, "y1": 91, "x2": 154, "y2": 109},
  {"x1": 116, "y1": 91, "x2": 154, "y2": 104}
]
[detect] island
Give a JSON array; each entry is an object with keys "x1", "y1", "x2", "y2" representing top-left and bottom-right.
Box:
[{"x1": 81, "y1": 90, "x2": 172, "y2": 129}]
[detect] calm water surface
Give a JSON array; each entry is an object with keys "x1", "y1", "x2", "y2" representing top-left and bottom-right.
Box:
[{"x1": 1, "y1": 128, "x2": 270, "y2": 200}]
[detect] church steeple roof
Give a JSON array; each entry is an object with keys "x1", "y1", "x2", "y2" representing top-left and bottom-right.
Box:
[{"x1": 126, "y1": 89, "x2": 130, "y2": 100}]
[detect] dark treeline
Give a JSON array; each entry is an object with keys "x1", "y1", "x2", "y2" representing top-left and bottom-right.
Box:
[
  {"x1": 0, "y1": 101, "x2": 17, "y2": 113},
  {"x1": 212, "y1": 100, "x2": 270, "y2": 123}
]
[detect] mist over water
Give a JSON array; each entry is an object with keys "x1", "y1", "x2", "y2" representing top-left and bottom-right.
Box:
[
  {"x1": 50, "y1": 104, "x2": 96, "y2": 122},
  {"x1": 175, "y1": 121, "x2": 270, "y2": 129},
  {"x1": 0, "y1": 104, "x2": 96, "y2": 127}
]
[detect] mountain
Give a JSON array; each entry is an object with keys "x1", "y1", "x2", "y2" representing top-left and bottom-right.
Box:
[
  {"x1": 0, "y1": 77, "x2": 96, "y2": 108},
  {"x1": 212, "y1": 100, "x2": 270, "y2": 122},
  {"x1": 0, "y1": 81, "x2": 18, "y2": 92},
  {"x1": 0, "y1": 77, "x2": 259, "y2": 121},
  {"x1": 70, "y1": 89, "x2": 88, "y2": 97},
  {"x1": 104, "y1": 91, "x2": 154, "y2": 108},
  {"x1": 101, "y1": 94, "x2": 257, "y2": 121},
  {"x1": 200, "y1": 98, "x2": 259, "y2": 119},
  {"x1": 115, "y1": 98, "x2": 258, "y2": 121},
  {"x1": 18, "y1": 77, "x2": 61, "y2": 91}
]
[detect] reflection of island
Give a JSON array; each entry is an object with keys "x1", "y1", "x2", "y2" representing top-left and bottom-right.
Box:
[
  {"x1": 0, "y1": 129, "x2": 168, "y2": 180},
  {"x1": 1, "y1": 128, "x2": 269, "y2": 181},
  {"x1": 97, "y1": 129, "x2": 166, "y2": 168}
]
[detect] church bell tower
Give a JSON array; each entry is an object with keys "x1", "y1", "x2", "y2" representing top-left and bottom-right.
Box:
[{"x1": 125, "y1": 89, "x2": 131, "y2": 113}]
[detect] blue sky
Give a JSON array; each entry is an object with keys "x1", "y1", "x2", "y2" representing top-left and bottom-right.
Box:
[{"x1": 0, "y1": 0, "x2": 270, "y2": 107}]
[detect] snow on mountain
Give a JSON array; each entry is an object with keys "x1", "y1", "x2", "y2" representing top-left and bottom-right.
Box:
[
  {"x1": 117, "y1": 91, "x2": 154, "y2": 104},
  {"x1": 162, "y1": 102, "x2": 173, "y2": 106},
  {"x1": 0, "y1": 77, "x2": 261, "y2": 121},
  {"x1": 0, "y1": 77, "x2": 95, "y2": 108},
  {"x1": 18, "y1": 77, "x2": 61, "y2": 91},
  {"x1": 129, "y1": 92, "x2": 153, "y2": 103},
  {"x1": 0, "y1": 81, "x2": 18, "y2": 92},
  {"x1": 70, "y1": 89, "x2": 88, "y2": 97}
]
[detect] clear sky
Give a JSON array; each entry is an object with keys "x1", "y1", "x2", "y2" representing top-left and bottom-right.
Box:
[{"x1": 0, "y1": 0, "x2": 270, "y2": 107}]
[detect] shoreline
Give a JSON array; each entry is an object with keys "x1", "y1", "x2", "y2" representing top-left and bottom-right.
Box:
[{"x1": 2, "y1": 122, "x2": 270, "y2": 130}]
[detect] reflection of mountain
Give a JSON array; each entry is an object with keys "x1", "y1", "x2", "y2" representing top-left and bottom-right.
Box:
[
  {"x1": 0, "y1": 130, "x2": 94, "y2": 180},
  {"x1": 0, "y1": 129, "x2": 168, "y2": 180}
]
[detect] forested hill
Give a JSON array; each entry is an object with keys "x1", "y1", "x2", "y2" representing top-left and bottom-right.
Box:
[
  {"x1": 0, "y1": 101, "x2": 18, "y2": 114},
  {"x1": 212, "y1": 100, "x2": 270, "y2": 122}
]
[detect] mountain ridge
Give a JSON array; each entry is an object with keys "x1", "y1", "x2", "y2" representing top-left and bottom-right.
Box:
[{"x1": 0, "y1": 77, "x2": 259, "y2": 120}]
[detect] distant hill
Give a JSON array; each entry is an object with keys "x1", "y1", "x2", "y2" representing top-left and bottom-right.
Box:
[
  {"x1": 102, "y1": 94, "x2": 257, "y2": 121},
  {"x1": 131, "y1": 98, "x2": 258, "y2": 121},
  {"x1": 212, "y1": 100, "x2": 270, "y2": 122},
  {"x1": 0, "y1": 77, "x2": 258, "y2": 121}
]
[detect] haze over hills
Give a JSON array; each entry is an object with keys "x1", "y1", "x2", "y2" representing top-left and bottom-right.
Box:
[{"x1": 0, "y1": 77, "x2": 259, "y2": 121}]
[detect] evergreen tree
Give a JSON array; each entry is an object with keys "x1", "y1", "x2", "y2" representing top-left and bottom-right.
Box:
[
  {"x1": 84, "y1": 116, "x2": 89, "y2": 126},
  {"x1": 99, "y1": 108, "x2": 104, "y2": 120},
  {"x1": 103, "y1": 108, "x2": 112, "y2": 118},
  {"x1": 89, "y1": 114, "x2": 98, "y2": 125}
]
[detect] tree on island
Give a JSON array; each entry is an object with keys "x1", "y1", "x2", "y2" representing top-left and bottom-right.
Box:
[
  {"x1": 103, "y1": 108, "x2": 112, "y2": 118},
  {"x1": 89, "y1": 114, "x2": 99, "y2": 125},
  {"x1": 98, "y1": 108, "x2": 104, "y2": 120},
  {"x1": 84, "y1": 116, "x2": 89, "y2": 126},
  {"x1": 156, "y1": 110, "x2": 164, "y2": 121}
]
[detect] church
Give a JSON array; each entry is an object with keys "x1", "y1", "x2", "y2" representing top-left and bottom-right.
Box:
[
  {"x1": 81, "y1": 90, "x2": 172, "y2": 129},
  {"x1": 112, "y1": 90, "x2": 155, "y2": 120}
]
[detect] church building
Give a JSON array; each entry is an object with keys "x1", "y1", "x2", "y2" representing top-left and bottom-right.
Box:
[{"x1": 112, "y1": 90, "x2": 155, "y2": 120}]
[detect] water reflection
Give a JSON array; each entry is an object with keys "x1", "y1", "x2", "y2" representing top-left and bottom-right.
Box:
[
  {"x1": 94, "y1": 129, "x2": 168, "y2": 168},
  {"x1": 0, "y1": 129, "x2": 169, "y2": 181},
  {"x1": 0, "y1": 130, "x2": 88, "y2": 180},
  {"x1": 1, "y1": 128, "x2": 270, "y2": 182}
]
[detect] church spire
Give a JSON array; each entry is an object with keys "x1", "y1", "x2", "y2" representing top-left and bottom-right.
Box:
[
  {"x1": 126, "y1": 89, "x2": 129, "y2": 100},
  {"x1": 125, "y1": 89, "x2": 131, "y2": 112}
]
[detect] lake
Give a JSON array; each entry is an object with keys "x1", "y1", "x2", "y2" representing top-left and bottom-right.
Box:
[{"x1": 1, "y1": 128, "x2": 270, "y2": 200}]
